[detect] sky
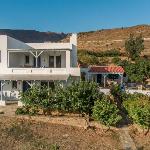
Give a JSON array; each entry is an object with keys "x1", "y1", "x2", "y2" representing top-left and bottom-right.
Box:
[{"x1": 0, "y1": 0, "x2": 150, "y2": 33}]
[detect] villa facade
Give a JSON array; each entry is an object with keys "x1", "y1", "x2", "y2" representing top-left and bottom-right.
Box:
[{"x1": 0, "y1": 34, "x2": 80, "y2": 106}]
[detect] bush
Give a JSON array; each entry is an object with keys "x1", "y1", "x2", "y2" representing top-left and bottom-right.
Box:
[
  {"x1": 19, "y1": 85, "x2": 52, "y2": 115},
  {"x1": 15, "y1": 107, "x2": 29, "y2": 115},
  {"x1": 55, "y1": 81, "x2": 103, "y2": 115},
  {"x1": 87, "y1": 49, "x2": 121, "y2": 57},
  {"x1": 19, "y1": 81, "x2": 103, "y2": 117},
  {"x1": 112, "y1": 57, "x2": 121, "y2": 65},
  {"x1": 123, "y1": 93, "x2": 150, "y2": 129},
  {"x1": 77, "y1": 49, "x2": 121, "y2": 65},
  {"x1": 92, "y1": 96, "x2": 122, "y2": 126}
]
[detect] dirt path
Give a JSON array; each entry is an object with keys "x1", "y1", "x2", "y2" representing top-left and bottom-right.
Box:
[
  {"x1": 1, "y1": 104, "x2": 149, "y2": 150},
  {"x1": 119, "y1": 126, "x2": 137, "y2": 150}
]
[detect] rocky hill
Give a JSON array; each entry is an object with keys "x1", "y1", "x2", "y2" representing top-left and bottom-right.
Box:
[
  {"x1": 0, "y1": 29, "x2": 67, "y2": 42},
  {"x1": 77, "y1": 25, "x2": 150, "y2": 55},
  {"x1": 1, "y1": 25, "x2": 150, "y2": 55}
]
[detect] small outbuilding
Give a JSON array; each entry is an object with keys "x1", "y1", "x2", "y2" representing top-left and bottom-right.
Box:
[{"x1": 81, "y1": 66, "x2": 125, "y2": 87}]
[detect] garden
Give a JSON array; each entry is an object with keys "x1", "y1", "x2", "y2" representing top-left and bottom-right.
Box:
[{"x1": 16, "y1": 81, "x2": 150, "y2": 134}]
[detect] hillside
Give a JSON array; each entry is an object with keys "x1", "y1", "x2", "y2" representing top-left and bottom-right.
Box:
[
  {"x1": 1, "y1": 25, "x2": 150, "y2": 55},
  {"x1": 77, "y1": 25, "x2": 150, "y2": 55},
  {"x1": 0, "y1": 29, "x2": 67, "y2": 42}
]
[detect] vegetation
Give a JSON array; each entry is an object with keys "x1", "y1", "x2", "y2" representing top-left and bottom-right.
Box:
[
  {"x1": 125, "y1": 34, "x2": 144, "y2": 60},
  {"x1": 123, "y1": 93, "x2": 150, "y2": 133},
  {"x1": 17, "y1": 81, "x2": 150, "y2": 130},
  {"x1": 92, "y1": 96, "x2": 122, "y2": 126},
  {"x1": 116, "y1": 59, "x2": 150, "y2": 83},
  {"x1": 78, "y1": 49, "x2": 121, "y2": 65},
  {"x1": 86, "y1": 49, "x2": 121, "y2": 57},
  {"x1": 17, "y1": 81, "x2": 124, "y2": 127}
]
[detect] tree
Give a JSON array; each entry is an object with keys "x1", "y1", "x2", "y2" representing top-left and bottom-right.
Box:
[
  {"x1": 92, "y1": 96, "x2": 122, "y2": 127},
  {"x1": 125, "y1": 34, "x2": 144, "y2": 60},
  {"x1": 124, "y1": 59, "x2": 150, "y2": 83}
]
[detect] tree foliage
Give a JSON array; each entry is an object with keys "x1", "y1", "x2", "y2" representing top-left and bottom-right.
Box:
[
  {"x1": 125, "y1": 34, "x2": 144, "y2": 60},
  {"x1": 124, "y1": 59, "x2": 150, "y2": 83},
  {"x1": 92, "y1": 96, "x2": 122, "y2": 126},
  {"x1": 123, "y1": 93, "x2": 150, "y2": 130}
]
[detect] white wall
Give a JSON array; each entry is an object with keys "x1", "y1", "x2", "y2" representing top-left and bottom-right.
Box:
[
  {"x1": 0, "y1": 35, "x2": 32, "y2": 70},
  {"x1": 9, "y1": 52, "x2": 34, "y2": 67},
  {"x1": 40, "y1": 51, "x2": 66, "y2": 68},
  {"x1": 0, "y1": 36, "x2": 7, "y2": 69},
  {"x1": 70, "y1": 34, "x2": 77, "y2": 67}
]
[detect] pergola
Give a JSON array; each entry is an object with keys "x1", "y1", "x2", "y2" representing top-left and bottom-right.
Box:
[{"x1": 88, "y1": 66, "x2": 124, "y2": 87}]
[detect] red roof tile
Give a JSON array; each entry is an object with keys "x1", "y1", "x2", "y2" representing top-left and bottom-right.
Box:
[{"x1": 89, "y1": 66, "x2": 124, "y2": 74}]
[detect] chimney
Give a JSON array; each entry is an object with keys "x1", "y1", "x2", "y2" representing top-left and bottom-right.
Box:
[{"x1": 70, "y1": 33, "x2": 77, "y2": 46}]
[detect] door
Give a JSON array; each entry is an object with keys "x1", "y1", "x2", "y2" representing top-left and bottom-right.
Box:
[
  {"x1": 49, "y1": 56, "x2": 54, "y2": 68},
  {"x1": 97, "y1": 74, "x2": 102, "y2": 84},
  {"x1": 41, "y1": 81, "x2": 48, "y2": 87},
  {"x1": 33, "y1": 56, "x2": 41, "y2": 67},
  {"x1": 49, "y1": 81, "x2": 55, "y2": 89},
  {"x1": 56, "y1": 55, "x2": 61, "y2": 68},
  {"x1": 23, "y1": 81, "x2": 31, "y2": 92}
]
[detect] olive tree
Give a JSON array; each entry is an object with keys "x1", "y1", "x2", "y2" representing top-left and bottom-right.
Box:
[{"x1": 125, "y1": 34, "x2": 144, "y2": 60}]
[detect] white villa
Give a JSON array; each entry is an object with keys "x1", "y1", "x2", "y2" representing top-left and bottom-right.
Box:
[{"x1": 0, "y1": 34, "x2": 80, "y2": 106}]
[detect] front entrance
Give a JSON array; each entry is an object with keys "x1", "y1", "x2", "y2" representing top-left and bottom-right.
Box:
[
  {"x1": 23, "y1": 81, "x2": 31, "y2": 92},
  {"x1": 41, "y1": 81, "x2": 48, "y2": 87},
  {"x1": 41, "y1": 81, "x2": 55, "y2": 89},
  {"x1": 97, "y1": 74, "x2": 102, "y2": 84}
]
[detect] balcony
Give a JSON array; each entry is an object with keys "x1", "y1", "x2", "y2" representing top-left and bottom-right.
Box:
[{"x1": 0, "y1": 67, "x2": 80, "y2": 81}]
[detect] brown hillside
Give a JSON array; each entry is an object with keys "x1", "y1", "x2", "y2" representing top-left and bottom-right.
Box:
[{"x1": 77, "y1": 25, "x2": 150, "y2": 55}]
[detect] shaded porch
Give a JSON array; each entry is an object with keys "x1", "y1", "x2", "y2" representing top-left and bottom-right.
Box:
[
  {"x1": 88, "y1": 66, "x2": 124, "y2": 87},
  {"x1": 8, "y1": 49, "x2": 69, "y2": 68}
]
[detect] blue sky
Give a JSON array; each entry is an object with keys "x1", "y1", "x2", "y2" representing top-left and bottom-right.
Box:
[{"x1": 0, "y1": 0, "x2": 150, "y2": 32}]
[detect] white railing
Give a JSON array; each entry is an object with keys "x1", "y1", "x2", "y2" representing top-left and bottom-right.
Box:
[
  {"x1": 0, "y1": 67, "x2": 80, "y2": 76},
  {"x1": 11, "y1": 68, "x2": 67, "y2": 74}
]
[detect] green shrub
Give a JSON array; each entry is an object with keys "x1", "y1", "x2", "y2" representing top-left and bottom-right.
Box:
[
  {"x1": 92, "y1": 96, "x2": 122, "y2": 126},
  {"x1": 87, "y1": 49, "x2": 121, "y2": 57},
  {"x1": 110, "y1": 84, "x2": 127, "y2": 103},
  {"x1": 123, "y1": 93, "x2": 150, "y2": 129},
  {"x1": 50, "y1": 144, "x2": 60, "y2": 150},
  {"x1": 77, "y1": 49, "x2": 121, "y2": 65},
  {"x1": 19, "y1": 85, "x2": 53, "y2": 115},
  {"x1": 112, "y1": 57, "x2": 121, "y2": 65},
  {"x1": 19, "y1": 81, "x2": 103, "y2": 116},
  {"x1": 55, "y1": 81, "x2": 103, "y2": 115},
  {"x1": 15, "y1": 107, "x2": 29, "y2": 115}
]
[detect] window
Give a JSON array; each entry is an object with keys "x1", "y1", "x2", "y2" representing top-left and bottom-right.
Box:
[
  {"x1": 107, "y1": 74, "x2": 119, "y2": 80},
  {"x1": 49, "y1": 56, "x2": 54, "y2": 68},
  {"x1": 25, "y1": 55, "x2": 29, "y2": 64},
  {"x1": 12, "y1": 81, "x2": 17, "y2": 89},
  {"x1": 56, "y1": 55, "x2": 61, "y2": 68}
]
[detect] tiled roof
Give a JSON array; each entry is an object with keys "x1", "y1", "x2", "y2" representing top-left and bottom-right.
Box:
[{"x1": 89, "y1": 66, "x2": 124, "y2": 74}]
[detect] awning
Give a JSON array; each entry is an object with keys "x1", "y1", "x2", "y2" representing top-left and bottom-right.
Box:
[
  {"x1": 89, "y1": 66, "x2": 124, "y2": 74},
  {"x1": 0, "y1": 74, "x2": 70, "y2": 81}
]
